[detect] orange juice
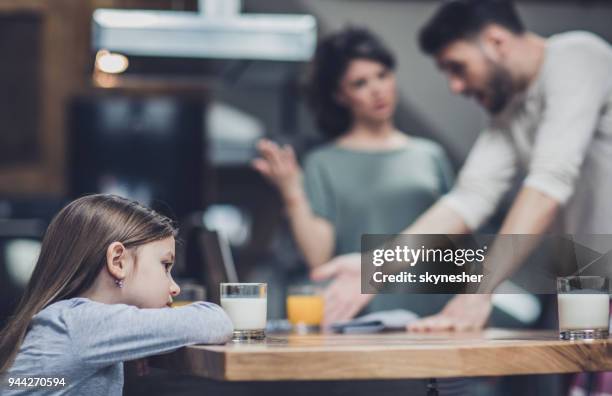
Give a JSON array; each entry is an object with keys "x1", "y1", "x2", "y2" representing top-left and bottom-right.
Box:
[{"x1": 286, "y1": 295, "x2": 324, "y2": 326}]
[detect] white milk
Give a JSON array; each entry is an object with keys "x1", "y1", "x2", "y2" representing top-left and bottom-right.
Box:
[
  {"x1": 221, "y1": 297, "x2": 267, "y2": 330},
  {"x1": 558, "y1": 293, "x2": 610, "y2": 330}
]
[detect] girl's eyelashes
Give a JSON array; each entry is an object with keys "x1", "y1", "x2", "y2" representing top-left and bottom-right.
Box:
[{"x1": 163, "y1": 262, "x2": 174, "y2": 272}]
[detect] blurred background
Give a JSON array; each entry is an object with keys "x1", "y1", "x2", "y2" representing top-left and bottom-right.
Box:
[{"x1": 0, "y1": 0, "x2": 611, "y2": 394}]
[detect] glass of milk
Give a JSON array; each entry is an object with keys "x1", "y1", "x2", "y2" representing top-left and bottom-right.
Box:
[
  {"x1": 557, "y1": 276, "x2": 610, "y2": 340},
  {"x1": 220, "y1": 283, "x2": 267, "y2": 341}
]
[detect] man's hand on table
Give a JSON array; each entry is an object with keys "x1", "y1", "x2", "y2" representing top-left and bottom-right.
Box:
[
  {"x1": 407, "y1": 294, "x2": 493, "y2": 332},
  {"x1": 310, "y1": 253, "x2": 373, "y2": 326}
]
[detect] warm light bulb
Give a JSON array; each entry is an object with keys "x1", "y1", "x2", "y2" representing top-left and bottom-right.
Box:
[{"x1": 95, "y1": 49, "x2": 129, "y2": 74}]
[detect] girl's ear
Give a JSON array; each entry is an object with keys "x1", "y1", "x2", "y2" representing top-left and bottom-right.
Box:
[{"x1": 106, "y1": 241, "x2": 128, "y2": 280}]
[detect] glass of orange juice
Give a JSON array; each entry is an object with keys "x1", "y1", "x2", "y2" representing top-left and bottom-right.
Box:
[{"x1": 286, "y1": 284, "x2": 324, "y2": 333}]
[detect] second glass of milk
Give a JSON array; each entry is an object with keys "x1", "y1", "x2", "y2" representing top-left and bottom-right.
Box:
[
  {"x1": 557, "y1": 276, "x2": 610, "y2": 340},
  {"x1": 220, "y1": 283, "x2": 267, "y2": 341}
]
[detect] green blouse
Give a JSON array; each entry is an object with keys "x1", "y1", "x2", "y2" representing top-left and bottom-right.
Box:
[{"x1": 303, "y1": 137, "x2": 455, "y2": 256}]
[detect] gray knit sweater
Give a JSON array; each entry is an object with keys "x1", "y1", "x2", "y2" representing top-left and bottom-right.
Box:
[{"x1": 3, "y1": 297, "x2": 233, "y2": 395}]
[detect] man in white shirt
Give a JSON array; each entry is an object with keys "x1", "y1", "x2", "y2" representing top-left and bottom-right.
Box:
[{"x1": 312, "y1": 0, "x2": 612, "y2": 331}]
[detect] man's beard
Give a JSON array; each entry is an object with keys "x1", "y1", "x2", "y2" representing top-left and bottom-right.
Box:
[{"x1": 482, "y1": 62, "x2": 515, "y2": 115}]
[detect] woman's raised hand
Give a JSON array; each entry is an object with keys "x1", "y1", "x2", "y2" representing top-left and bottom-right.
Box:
[{"x1": 252, "y1": 139, "x2": 304, "y2": 203}]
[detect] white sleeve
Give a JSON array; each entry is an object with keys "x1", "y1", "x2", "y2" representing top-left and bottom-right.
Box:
[
  {"x1": 524, "y1": 34, "x2": 612, "y2": 204},
  {"x1": 441, "y1": 128, "x2": 518, "y2": 230}
]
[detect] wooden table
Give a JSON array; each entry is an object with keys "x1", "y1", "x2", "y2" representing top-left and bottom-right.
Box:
[{"x1": 150, "y1": 329, "x2": 612, "y2": 382}]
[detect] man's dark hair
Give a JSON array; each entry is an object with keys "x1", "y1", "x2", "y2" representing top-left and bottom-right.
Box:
[
  {"x1": 419, "y1": 0, "x2": 525, "y2": 55},
  {"x1": 307, "y1": 26, "x2": 395, "y2": 138}
]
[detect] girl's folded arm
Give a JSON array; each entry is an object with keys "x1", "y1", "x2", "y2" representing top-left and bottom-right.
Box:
[{"x1": 65, "y1": 300, "x2": 233, "y2": 367}]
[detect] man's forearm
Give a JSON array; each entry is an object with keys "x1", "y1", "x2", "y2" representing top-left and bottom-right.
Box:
[
  {"x1": 403, "y1": 201, "x2": 472, "y2": 235},
  {"x1": 498, "y1": 187, "x2": 560, "y2": 234},
  {"x1": 479, "y1": 186, "x2": 560, "y2": 292}
]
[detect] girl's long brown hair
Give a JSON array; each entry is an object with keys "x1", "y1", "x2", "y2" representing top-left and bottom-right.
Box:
[{"x1": 0, "y1": 194, "x2": 177, "y2": 373}]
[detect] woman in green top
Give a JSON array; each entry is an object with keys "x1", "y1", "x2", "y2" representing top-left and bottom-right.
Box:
[{"x1": 253, "y1": 27, "x2": 454, "y2": 323}]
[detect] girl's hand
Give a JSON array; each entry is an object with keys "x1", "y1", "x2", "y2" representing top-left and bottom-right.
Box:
[{"x1": 252, "y1": 139, "x2": 304, "y2": 203}]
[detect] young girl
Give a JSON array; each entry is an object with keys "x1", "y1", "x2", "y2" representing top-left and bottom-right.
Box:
[{"x1": 0, "y1": 194, "x2": 233, "y2": 394}]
